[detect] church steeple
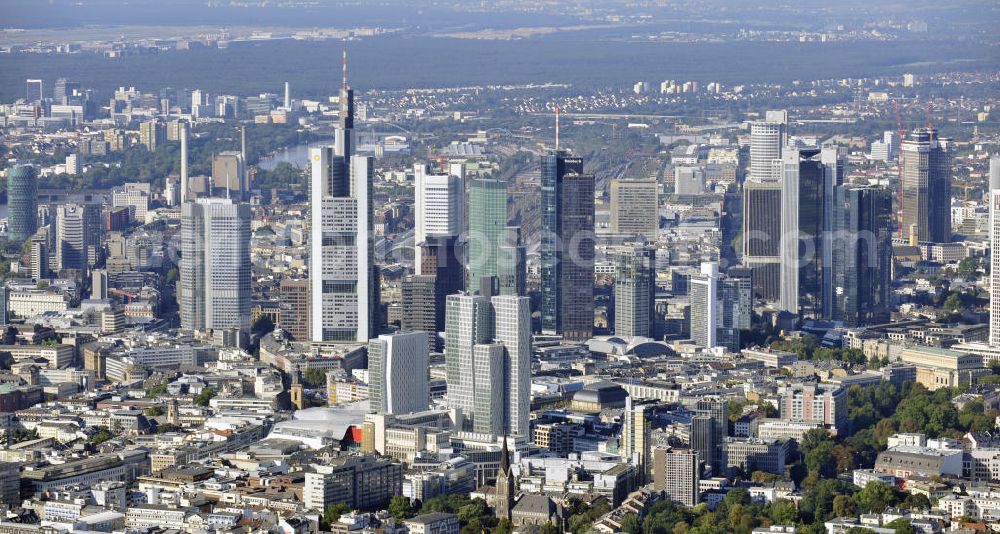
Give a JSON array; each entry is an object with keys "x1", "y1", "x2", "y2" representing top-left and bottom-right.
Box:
[{"x1": 495, "y1": 435, "x2": 515, "y2": 522}]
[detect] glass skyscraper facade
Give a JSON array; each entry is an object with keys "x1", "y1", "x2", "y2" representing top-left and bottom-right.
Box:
[
  {"x1": 7, "y1": 165, "x2": 38, "y2": 243},
  {"x1": 539, "y1": 151, "x2": 594, "y2": 341},
  {"x1": 467, "y1": 178, "x2": 507, "y2": 293}
]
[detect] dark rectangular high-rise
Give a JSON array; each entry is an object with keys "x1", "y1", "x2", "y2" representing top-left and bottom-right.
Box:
[
  {"x1": 279, "y1": 279, "x2": 310, "y2": 340},
  {"x1": 901, "y1": 128, "x2": 952, "y2": 244},
  {"x1": 401, "y1": 275, "x2": 438, "y2": 352},
  {"x1": 832, "y1": 185, "x2": 893, "y2": 327},
  {"x1": 540, "y1": 152, "x2": 594, "y2": 341},
  {"x1": 742, "y1": 181, "x2": 781, "y2": 300},
  {"x1": 403, "y1": 237, "x2": 463, "y2": 352}
]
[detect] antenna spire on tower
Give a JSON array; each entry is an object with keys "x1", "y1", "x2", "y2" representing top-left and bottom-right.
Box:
[{"x1": 342, "y1": 49, "x2": 348, "y2": 90}]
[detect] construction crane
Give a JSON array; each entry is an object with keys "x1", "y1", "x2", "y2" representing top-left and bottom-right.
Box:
[{"x1": 893, "y1": 99, "x2": 906, "y2": 238}]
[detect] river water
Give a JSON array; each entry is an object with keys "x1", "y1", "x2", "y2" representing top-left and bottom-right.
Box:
[{"x1": 258, "y1": 142, "x2": 328, "y2": 171}]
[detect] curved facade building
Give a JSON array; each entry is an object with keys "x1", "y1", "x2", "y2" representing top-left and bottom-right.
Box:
[{"x1": 7, "y1": 165, "x2": 38, "y2": 243}]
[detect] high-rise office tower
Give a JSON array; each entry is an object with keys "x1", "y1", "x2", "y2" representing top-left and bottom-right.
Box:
[
  {"x1": 25, "y1": 79, "x2": 43, "y2": 103},
  {"x1": 613, "y1": 246, "x2": 656, "y2": 338},
  {"x1": 401, "y1": 236, "x2": 464, "y2": 352},
  {"x1": 53, "y1": 78, "x2": 79, "y2": 105},
  {"x1": 401, "y1": 274, "x2": 439, "y2": 352},
  {"x1": 778, "y1": 147, "x2": 825, "y2": 316},
  {"x1": 55, "y1": 203, "x2": 100, "y2": 273},
  {"x1": 91, "y1": 269, "x2": 108, "y2": 300},
  {"x1": 690, "y1": 415, "x2": 715, "y2": 476},
  {"x1": 743, "y1": 111, "x2": 788, "y2": 300},
  {"x1": 832, "y1": 186, "x2": 893, "y2": 327},
  {"x1": 689, "y1": 262, "x2": 719, "y2": 348},
  {"x1": 901, "y1": 128, "x2": 952, "y2": 243},
  {"x1": 30, "y1": 237, "x2": 48, "y2": 282},
  {"x1": 742, "y1": 179, "x2": 782, "y2": 300},
  {"x1": 991, "y1": 155, "x2": 1000, "y2": 346},
  {"x1": 310, "y1": 150, "x2": 378, "y2": 343},
  {"x1": 180, "y1": 198, "x2": 252, "y2": 332},
  {"x1": 497, "y1": 226, "x2": 526, "y2": 297},
  {"x1": 749, "y1": 115, "x2": 786, "y2": 182},
  {"x1": 139, "y1": 119, "x2": 166, "y2": 151},
  {"x1": 279, "y1": 278, "x2": 310, "y2": 340},
  {"x1": 610, "y1": 179, "x2": 659, "y2": 237},
  {"x1": 820, "y1": 147, "x2": 846, "y2": 318},
  {"x1": 369, "y1": 331, "x2": 430, "y2": 415},
  {"x1": 310, "y1": 60, "x2": 379, "y2": 343},
  {"x1": 540, "y1": 152, "x2": 595, "y2": 341},
  {"x1": 284, "y1": 82, "x2": 291, "y2": 109},
  {"x1": 420, "y1": 236, "x2": 464, "y2": 296},
  {"x1": 414, "y1": 163, "x2": 464, "y2": 275},
  {"x1": 694, "y1": 398, "x2": 728, "y2": 473},
  {"x1": 7, "y1": 165, "x2": 38, "y2": 243},
  {"x1": 717, "y1": 268, "x2": 753, "y2": 350},
  {"x1": 653, "y1": 448, "x2": 700, "y2": 507},
  {"x1": 620, "y1": 396, "x2": 653, "y2": 483},
  {"x1": 467, "y1": 178, "x2": 507, "y2": 293},
  {"x1": 444, "y1": 293, "x2": 531, "y2": 437}
]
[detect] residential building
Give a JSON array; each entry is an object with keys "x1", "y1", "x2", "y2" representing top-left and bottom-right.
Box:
[
  {"x1": 777, "y1": 383, "x2": 848, "y2": 435},
  {"x1": 652, "y1": 447, "x2": 700, "y2": 507}
]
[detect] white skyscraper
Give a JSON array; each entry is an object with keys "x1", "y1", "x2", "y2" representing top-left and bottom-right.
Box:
[
  {"x1": 989, "y1": 155, "x2": 1000, "y2": 346},
  {"x1": 368, "y1": 331, "x2": 430, "y2": 415},
  {"x1": 414, "y1": 163, "x2": 464, "y2": 274},
  {"x1": 310, "y1": 150, "x2": 377, "y2": 343},
  {"x1": 180, "y1": 198, "x2": 251, "y2": 331},
  {"x1": 444, "y1": 293, "x2": 531, "y2": 437},
  {"x1": 749, "y1": 112, "x2": 787, "y2": 182},
  {"x1": 310, "y1": 58, "x2": 378, "y2": 344},
  {"x1": 778, "y1": 149, "x2": 801, "y2": 313},
  {"x1": 689, "y1": 262, "x2": 719, "y2": 348}
]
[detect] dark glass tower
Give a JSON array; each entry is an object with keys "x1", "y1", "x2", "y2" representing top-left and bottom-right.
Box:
[
  {"x1": 793, "y1": 148, "x2": 825, "y2": 318},
  {"x1": 540, "y1": 152, "x2": 594, "y2": 341},
  {"x1": 7, "y1": 165, "x2": 38, "y2": 243},
  {"x1": 832, "y1": 185, "x2": 893, "y2": 326}
]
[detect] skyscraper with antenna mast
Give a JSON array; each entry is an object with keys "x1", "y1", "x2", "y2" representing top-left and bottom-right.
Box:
[
  {"x1": 310, "y1": 50, "x2": 379, "y2": 343},
  {"x1": 539, "y1": 106, "x2": 595, "y2": 341}
]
